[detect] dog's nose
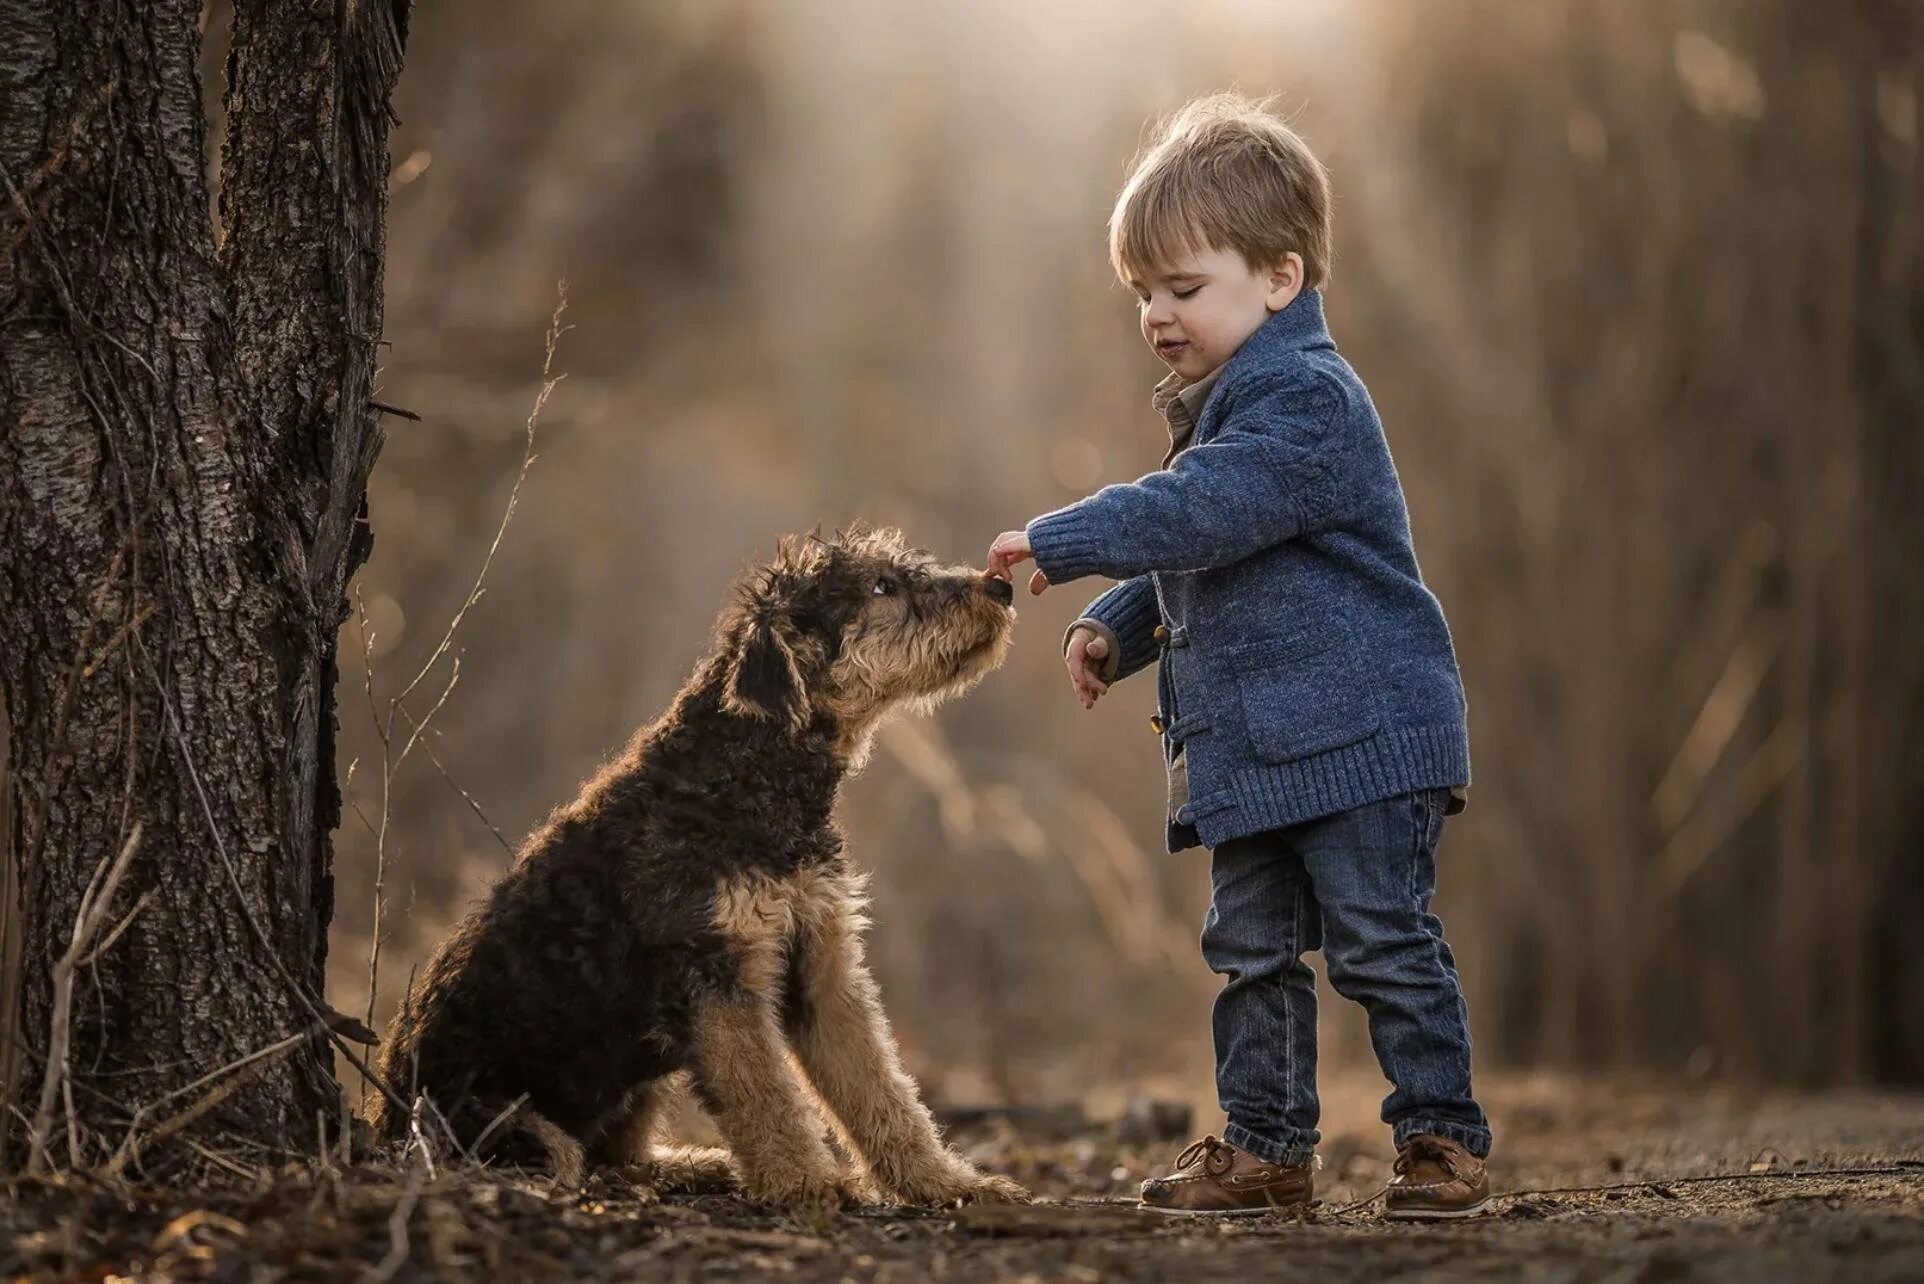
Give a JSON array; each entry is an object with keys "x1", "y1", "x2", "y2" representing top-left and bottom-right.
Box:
[{"x1": 981, "y1": 574, "x2": 1014, "y2": 605}]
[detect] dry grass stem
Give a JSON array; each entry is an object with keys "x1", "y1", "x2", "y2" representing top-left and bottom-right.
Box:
[{"x1": 354, "y1": 283, "x2": 568, "y2": 1075}]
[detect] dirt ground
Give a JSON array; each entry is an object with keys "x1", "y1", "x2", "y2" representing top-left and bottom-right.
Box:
[{"x1": 5, "y1": 1076, "x2": 1922, "y2": 1282}]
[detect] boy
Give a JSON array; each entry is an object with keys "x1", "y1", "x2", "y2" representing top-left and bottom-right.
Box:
[{"x1": 985, "y1": 94, "x2": 1491, "y2": 1219}]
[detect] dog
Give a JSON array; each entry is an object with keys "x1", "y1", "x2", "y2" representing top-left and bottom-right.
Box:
[{"x1": 369, "y1": 526, "x2": 1029, "y2": 1208}]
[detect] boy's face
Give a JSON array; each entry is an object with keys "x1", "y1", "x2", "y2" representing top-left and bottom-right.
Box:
[{"x1": 1126, "y1": 246, "x2": 1303, "y2": 382}]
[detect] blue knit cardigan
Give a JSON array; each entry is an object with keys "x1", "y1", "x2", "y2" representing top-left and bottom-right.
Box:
[{"x1": 1027, "y1": 290, "x2": 1470, "y2": 853}]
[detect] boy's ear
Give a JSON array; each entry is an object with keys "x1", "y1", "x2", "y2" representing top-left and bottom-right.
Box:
[
  {"x1": 723, "y1": 615, "x2": 810, "y2": 730},
  {"x1": 1265, "y1": 252, "x2": 1305, "y2": 311}
]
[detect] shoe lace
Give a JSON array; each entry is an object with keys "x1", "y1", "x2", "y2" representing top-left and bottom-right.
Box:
[
  {"x1": 1394, "y1": 1136, "x2": 1462, "y2": 1179},
  {"x1": 1175, "y1": 1135, "x2": 1232, "y2": 1172}
]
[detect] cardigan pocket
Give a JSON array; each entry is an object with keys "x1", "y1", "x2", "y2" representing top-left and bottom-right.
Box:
[{"x1": 1228, "y1": 618, "x2": 1380, "y2": 763}]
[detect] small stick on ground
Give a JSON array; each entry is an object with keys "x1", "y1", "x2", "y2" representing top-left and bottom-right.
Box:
[
  {"x1": 366, "y1": 1156, "x2": 428, "y2": 1283},
  {"x1": 404, "y1": 1092, "x2": 439, "y2": 1180}
]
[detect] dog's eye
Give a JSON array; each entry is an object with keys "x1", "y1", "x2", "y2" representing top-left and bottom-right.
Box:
[{"x1": 872, "y1": 577, "x2": 896, "y2": 597}]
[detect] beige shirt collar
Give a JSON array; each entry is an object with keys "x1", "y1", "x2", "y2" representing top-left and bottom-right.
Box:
[{"x1": 1153, "y1": 366, "x2": 1225, "y2": 468}]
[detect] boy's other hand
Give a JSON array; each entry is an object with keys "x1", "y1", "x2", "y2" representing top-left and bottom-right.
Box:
[
  {"x1": 986, "y1": 529, "x2": 1049, "y2": 595},
  {"x1": 1066, "y1": 626, "x2": 1111, "y2": 709}
]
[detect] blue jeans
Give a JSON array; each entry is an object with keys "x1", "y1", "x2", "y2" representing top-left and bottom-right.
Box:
[{"x1": 1203, "y1": 788, "x2": 1491, "y2": 1165}]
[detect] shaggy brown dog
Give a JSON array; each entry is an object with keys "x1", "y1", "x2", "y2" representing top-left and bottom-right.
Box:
[{"x1": 369, "y1": 527, "x2": 1029, "y2": 1208}]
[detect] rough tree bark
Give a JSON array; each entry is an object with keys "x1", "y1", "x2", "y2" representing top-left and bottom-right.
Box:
[{"x1": 0, "y1": 0, "x2": 410, "y2": 1167}]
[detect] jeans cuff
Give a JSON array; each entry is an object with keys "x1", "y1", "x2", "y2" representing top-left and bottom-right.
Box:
[
  {"x1": 1222, "y1": 1120, "x2": 1318, "y2": 1167},
  {"x1": 1392, "y1": 1118, "x2": 1492, "y2": 1158}
]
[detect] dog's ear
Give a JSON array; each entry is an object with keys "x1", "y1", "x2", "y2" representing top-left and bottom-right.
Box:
[{"x1": 723, "y1": 614, "x2": 810, "y2": 730}]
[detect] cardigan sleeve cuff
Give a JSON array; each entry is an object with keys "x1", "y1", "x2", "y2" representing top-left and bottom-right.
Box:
[
  {"x1": 1026, "y1": 504, "x2": 1112, "y2": 585},
  {"x1": 1080, "y1": 576, "x2": 1163, "y2": 682},
  {"x1": 1063, "y1": 617, "x2": 1123, "y2": 683}
]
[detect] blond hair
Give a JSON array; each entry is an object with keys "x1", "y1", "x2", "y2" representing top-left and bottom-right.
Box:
[{"x1": 1109, "y1": 92, "x2": 1333, "y2": 290}]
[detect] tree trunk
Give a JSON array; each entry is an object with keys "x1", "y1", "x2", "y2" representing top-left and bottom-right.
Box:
[{"x1": 0, "y1": 0, "x2": 409, "y2": 1169}]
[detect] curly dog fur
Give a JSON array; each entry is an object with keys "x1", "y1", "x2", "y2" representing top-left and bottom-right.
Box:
[{"x1": 368, "y1": 526, "x2": 1028, "y2": 1207}]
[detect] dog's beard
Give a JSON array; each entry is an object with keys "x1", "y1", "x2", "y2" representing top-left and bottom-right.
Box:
[
  {"x1": 923, "y1": 620, "x2": 1011, "y2": 701},
  {"x1": 829, "y1": 608, "x2": 1011, "y2": 728}
]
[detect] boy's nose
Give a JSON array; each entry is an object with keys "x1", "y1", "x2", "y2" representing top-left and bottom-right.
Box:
[{"x1": 981, "y1": 574, "x2": 1014, "y2": 605}]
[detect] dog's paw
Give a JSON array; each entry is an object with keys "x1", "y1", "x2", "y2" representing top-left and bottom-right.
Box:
[
  {"x1": 648, "y1": 1143, "x2": 740, "y2": 1195},
  {"x1": 590, "y1": 1165, "x2": 662, "y2": 1205},
  {"x1": 886, "y1": 1161, "x2": 1033, "y2": 1208},
  {"x1": 745, "y1": 1167, "x2": 864, "y2": 1211},
  {"x1": 959, "y1": 1172, "x2": 1033, "y2": 1205}
]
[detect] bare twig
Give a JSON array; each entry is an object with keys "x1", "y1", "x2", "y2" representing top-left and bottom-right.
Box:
[
  {"x1": 106, "y1": 1025, "x2": 316, "y2": 1177},
  {"x1": 354, "y1": 284, "x2": 566, "y2": 1085},
  {"x1": 181, "y1": 1134, "x2": 263, "y2": 1183},
  {"x1": 366, "y1": 1154, "x2": 428, "y2": 1283},
  {"x1": 106, "y1": 1050, "x2": 281, "y2": 1178},
  {"x1": 395, "y1": 654, "x2": 460, "y2": 768},
  {"x1": 79, "y1": 601, "x2": 155, "y2": 681},
  {"x1": 468, "y1": 1091, "x2": 530, "y2": 1158},
  {"x1": 355, "y1": 588, "x2": 397, "y2": 1085},
  {"x1": 1319, "y1": 1162, "x2": 1924, "y2": 1220},
  {"x1": 79, "y1": 888, "x2": 155, "y2": 968},
  {"x1": 61, "y1": 1066, "x2": 79, "y2": 1169},
  {"x1": 391, "y1": 285, "x2": 565, "y2": 713},
  {"x1": 369, "y1": 399, "x2": 421, "y2": 422},
  {"x1": 25, "y1": 822, "x2": 143, "y2": 1175},
  {"x1": 395, "y1": 705, "x2": 513, "y2": 858},
  {"x1": 403, "y1": 1092, "x2": 439, "y2": 1180},
  {"x1": 1498, "y1": 1163, "x2": 1922, "y2": 1200},
  {"x1": 418, "y1": 1090, "x2": 474, "y2": 1165}
]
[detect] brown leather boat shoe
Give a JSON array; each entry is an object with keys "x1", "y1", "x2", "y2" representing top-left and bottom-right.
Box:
[
  {"x1": 1384, "y1": 1133, "x2": 1492, "y2": 1220},
  {"x1": 1138, "y1": 1134, "x2": 1314, "y2": 1216}
]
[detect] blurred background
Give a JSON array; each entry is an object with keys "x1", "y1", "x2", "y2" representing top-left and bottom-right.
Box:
[{"x1": 309, "y1": 0, "x2": 1922, "y2": 1127}]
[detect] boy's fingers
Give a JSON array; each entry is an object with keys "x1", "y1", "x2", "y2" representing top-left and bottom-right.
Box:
[
  {"x1": 1028, "y1": 569, "x2": 1048, "y2": 595},
  {"x1": 986, "y1": 531, "x2": 1032, "y2": 576},
  {"x1": 1084, "y1": 635, "x2": 1108, "y2": 659},
  {"x1": 1067, "y1": 661, "x2": 1095, "y2": 704},
  {"x1": 1074, "y1": 666, "x2": 1107, "y2": 702}
]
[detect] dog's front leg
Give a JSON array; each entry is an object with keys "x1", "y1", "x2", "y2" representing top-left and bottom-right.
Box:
[
  {"x1": 690, "y1": 993, "x2": 859, "y2": 1209},
  {"x1": 789, "y1": 912, "x2": 1031, "y2": 1206}
]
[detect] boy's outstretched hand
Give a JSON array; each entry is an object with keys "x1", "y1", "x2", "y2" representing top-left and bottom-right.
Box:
[
  {"x1": 985, "y1": 530, "x2": 1049, "y2": 596},
  {"x1": 1065, "y1": 626, "x2": 1111, "y2": 709}
]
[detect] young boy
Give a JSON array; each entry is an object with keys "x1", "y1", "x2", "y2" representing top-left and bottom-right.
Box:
[{"x1": 986, "y1": 94, "x2": 1491, "y2": 1218}]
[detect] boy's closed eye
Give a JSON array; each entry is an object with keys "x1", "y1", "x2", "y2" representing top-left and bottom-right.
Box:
[{"x1": 1129, "y1": 273, "x2": 1205, "y2": 304}]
